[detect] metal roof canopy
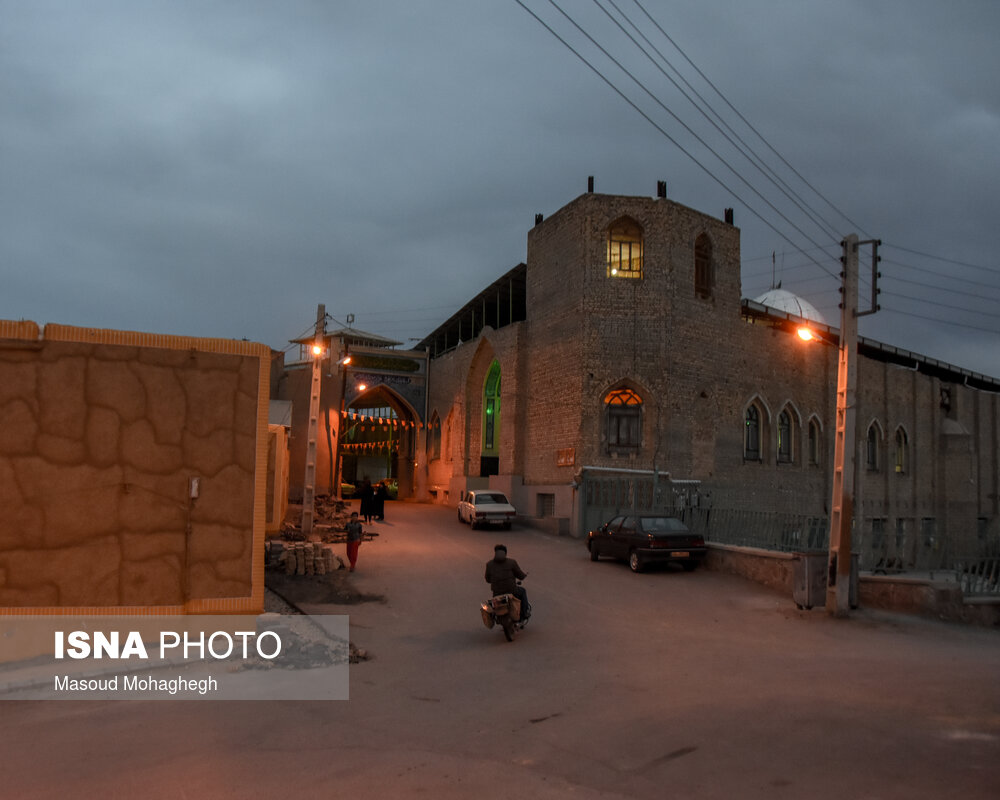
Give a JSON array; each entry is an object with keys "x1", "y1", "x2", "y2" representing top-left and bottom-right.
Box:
[
  {"x1": 292, "y1": 327, "x2": 403, "y2": 349},
  {"x1": 416, "y1": 263, "x2": 527, "y2": 357},
  {"x1": 741, "y1": 298, "x2": 1000, "y2": 393}
]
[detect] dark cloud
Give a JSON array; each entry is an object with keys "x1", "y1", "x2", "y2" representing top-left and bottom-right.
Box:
[{"x1": 2, "y1": 0, "x2": 998, "y2": 375}]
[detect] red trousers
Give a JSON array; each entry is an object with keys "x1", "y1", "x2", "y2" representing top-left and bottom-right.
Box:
[{"x1": 347, "y1": 540, "x2": 361, "y2": 569}]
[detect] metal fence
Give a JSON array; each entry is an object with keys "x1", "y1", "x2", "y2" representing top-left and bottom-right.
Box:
[
  {"x1": 578, "y1": 469, "x2": 998, "y2": 596},
  {"x1": 679, "y1": 507, "x2": 998, "y2": 595},
  {"x1": 680, "y1": 508, "x2": 829, "y2": 553},
  {"x1": 955, "y1": 557, "x2": 1000, "y2": 598}
]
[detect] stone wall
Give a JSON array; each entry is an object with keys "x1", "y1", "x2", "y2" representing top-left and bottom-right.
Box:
[
  {"x1": 0, "y1": 320, "x2": 270, "y2": 613},
  {"x1": 706, "y1": 544, "x2": 1000, "y2": 626},
  {"x1": 423, "y1": 191, "x2": 1000, "y2": 550}
]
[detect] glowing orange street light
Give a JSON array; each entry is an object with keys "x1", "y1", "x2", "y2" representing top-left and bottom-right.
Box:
[
  {"x1": 357, "y1": 383, "x2": 367, "y2": 392},
  {"x1": 312, "y1": 343, "x2": 323, "y2": 356},
  {"x1": 797, "y1": 326, "x2": 815, "y2": 342}
]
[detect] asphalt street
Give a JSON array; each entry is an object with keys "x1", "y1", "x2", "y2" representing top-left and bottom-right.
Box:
[{"x1": 2, "y1": 501, "x2": 998, "y2": 799}]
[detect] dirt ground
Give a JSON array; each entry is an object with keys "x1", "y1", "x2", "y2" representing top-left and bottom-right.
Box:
[{"x1": 265, "y1": 567, "x2": 385, "y2": 607}]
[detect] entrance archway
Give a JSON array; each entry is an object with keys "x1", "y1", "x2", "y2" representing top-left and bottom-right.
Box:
[{"x1": 340, "y1": 384, "x2": 419, "y2": 499}]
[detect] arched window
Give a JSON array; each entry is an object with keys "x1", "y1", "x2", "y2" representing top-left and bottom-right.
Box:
[
  {"x1": 481, "y1": 361, "x2": 501, "y2": 476},
  {"x1": 607, "y1": 218, "x2": 643, "y2": 279},
  {"x1": 777, "y1": 410, "x2": 792, "y2": 463},
  {"x1": 605, "y1": 387, "x2": 642, "y2": 452},
  {"x1": 695, "y1": 233, "x2": 713, "y2": 298},
  {"x1": 894, "y1": 428, "x2": 908, "y2": 474},
  {"x1": 866, "y1": 423, "x2": 881, "y2": 471},
  {"x1": 745, "y1": 405, "x2": 762, "y2": 461},
  {"x1": 808, "y1": 418, "x2": 821, "y2": 466}
]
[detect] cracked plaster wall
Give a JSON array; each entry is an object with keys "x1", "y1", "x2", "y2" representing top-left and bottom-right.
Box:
[{"x1": 0, "y1": 321, "x2": 269, "y2": 612}]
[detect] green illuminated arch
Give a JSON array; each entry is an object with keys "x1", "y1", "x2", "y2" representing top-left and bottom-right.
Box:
[{"x1": 482, "y1": 360, "x2": 501, "y2": 456}]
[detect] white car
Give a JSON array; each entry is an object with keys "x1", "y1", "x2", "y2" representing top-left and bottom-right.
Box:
[{"x1": 458, "y1": 491, "x2": 516, "y2": 530}]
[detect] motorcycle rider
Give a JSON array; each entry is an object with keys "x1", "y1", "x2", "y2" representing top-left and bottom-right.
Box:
[{"x1": 484, "y1": 544, "x2": 530, "y2": 621}]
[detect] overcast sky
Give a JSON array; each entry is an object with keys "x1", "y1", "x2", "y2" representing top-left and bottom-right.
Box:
[{"x1": 3, "y1": 1, "x2": 999, "y2": 376}]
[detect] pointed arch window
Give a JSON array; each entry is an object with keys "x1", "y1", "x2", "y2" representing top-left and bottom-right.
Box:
[
  {"x1": 745, "y1": 404, "x2": 762, "y2": 461},
  {"x1": 894, "y1": 428, "x2": 908, "y2": 474},
  {"x1": 695, "y1": 233, "x2": 713, "y2": 298},
  {"x1": 866, "y1": 423, "x2": 881, "y2": 471},
  {"x1": 808, "y1": 418, "x2": 821, "y2": 466},
  {"x1": 607, "y1": 218, "x2": 643, "y2": 279},
  {"x1": 777, "y1": 410, "x2": 792, "y2": 463},
  {"x1": 481, "y1": 361, "x2": 501, "y2": 477},
  {"x1": 605, "y1": 388, "x2": 642, "y2": 452},
  {"x1": 483, "y1": 361, "x2": 501, "y2": 454}
]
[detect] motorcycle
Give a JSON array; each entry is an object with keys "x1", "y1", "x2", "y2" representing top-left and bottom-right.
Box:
[{"x1": 480, "y1": 583, "x2": 530, "y2": 642}]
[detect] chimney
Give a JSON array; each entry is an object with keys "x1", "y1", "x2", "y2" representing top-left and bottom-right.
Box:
[
  {"x1": 724, "y1": 208, "x2": 734, "y2": 225},
  {"x1": 587, "y1": 176, "x2": 594, "y2": 193},
  {"x1": 656, "y1": 180, "x2": 666, "y2": 199},
  {"x1": 534, "y1": 213, "x2": 544, "y2": 226}
]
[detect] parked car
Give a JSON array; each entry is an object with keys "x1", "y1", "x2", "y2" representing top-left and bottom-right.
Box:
[
  {"x1": 458, "y1": 491, "x2": 516, "y2": 529},
  {"x1": 587, "y1": 515, "x2": 706, "y2": 573}
]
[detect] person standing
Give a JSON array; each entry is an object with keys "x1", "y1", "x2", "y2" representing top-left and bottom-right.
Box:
[
  {"x1": 373, "y1": 481, "x2": 388, "y2": 521},
  {"x1": 345, "y1": 511, "x2": 364, "y2": 572},
  {"x1": 358, "y1": 478, "x2": 374, "y2": 523}
]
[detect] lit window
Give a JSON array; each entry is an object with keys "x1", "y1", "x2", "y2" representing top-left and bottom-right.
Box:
[
  {"x1": 607, "y1": 218, "x2": 643, "y2": 279},
  {"x1": 483, "y1": 361, "x2": 501, "y2": 454},
  {"x1": 695, "y1": 233, "x2": 713, "y2": 298},
  {"x1": 605, "y1": 388, "x2": 642, "y2": 452}
]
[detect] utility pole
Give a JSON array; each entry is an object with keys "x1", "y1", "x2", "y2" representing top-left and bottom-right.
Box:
[
  {"x1": 826, "y1": 235, "x2": 880, "y2": 616},
  {"x1": 301, "y1": 304, "x2": 326, "y2": 537}
]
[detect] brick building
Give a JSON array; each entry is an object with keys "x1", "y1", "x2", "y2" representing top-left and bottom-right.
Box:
[{"x1": 417, "y1": 189, "x2": 1000, "y2": 564}]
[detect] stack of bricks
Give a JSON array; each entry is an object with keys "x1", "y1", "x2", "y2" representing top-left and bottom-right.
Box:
[{"x1": 277, "y1": 542, "x2": 339, "y2": 576}]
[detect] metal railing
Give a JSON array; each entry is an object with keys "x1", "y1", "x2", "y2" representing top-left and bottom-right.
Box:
[
  {"x1": 680, "y1": 507, "x2": 998, "y2": 595},
  {"x1": 681, "y1": 507, "x2": 828, "y2": 553},
  {"x1": 955, "y1": 557, "x2": 1000, "y2": 597}
]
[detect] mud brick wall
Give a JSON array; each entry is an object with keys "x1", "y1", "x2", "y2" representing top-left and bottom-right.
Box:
[{"x1": 0, "y1": 321, "x2": 270, "y2": 613}]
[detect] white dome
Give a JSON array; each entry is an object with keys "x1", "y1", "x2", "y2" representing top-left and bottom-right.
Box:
[{"x1": 753, "y1": 288, "x2": 826, "y2": 325}]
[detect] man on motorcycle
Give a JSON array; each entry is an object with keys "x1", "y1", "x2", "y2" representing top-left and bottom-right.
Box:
[{"x1": 485, "y1": 544, "x2": 530, "y2": 621}]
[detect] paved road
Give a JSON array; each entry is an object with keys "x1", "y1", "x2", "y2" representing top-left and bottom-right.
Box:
[{"x1": 3, "y1": 501, "x2": 999, "y2": 799}]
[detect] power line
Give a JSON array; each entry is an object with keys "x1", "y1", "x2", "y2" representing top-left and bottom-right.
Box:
[
  {"x1": 883, "y1": 259, "x2": 1000, "y2": 293},
  {"x1": 884, "y1": 243, "x2": 1000, "y2": 275},
  {"x1": 886, "y1": 274, "x2": 1000, "y2": 303},
  {"x1": 882, "y1": 307, "x2": 1000, "y2": 336},
  {"x1": 592, "y1": 0, "x2": 842, "y2": 242},
  {"x1": 882, "y1": 290, "x2": 1000, "y2": 321},
  {"x1": 630, "y1": 0, "x2": 872, "y2": 240},
  {"x1": 515, "y1": 0, "x2": 841, "y2": 281}
]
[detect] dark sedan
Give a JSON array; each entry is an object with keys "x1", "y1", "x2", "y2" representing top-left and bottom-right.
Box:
[{"x1": 587, "y1": 515, "x2": 707, "y2": 573}]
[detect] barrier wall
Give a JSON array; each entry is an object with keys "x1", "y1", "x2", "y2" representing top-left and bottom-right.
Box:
[{"x1": 0, "y1": 321, "x2": 270, "y2": 614}]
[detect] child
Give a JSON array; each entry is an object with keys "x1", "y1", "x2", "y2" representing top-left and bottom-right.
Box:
[{"x1": 344, "y1": 512, "x2": 364, "y2": 572}]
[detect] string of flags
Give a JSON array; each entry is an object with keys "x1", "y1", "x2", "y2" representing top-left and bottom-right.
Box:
[
  {"x1": 341, "y1": 410, "x2": 441, "y2": 429},
  {"x1": 341, "y1": 442, "x2": 401, "y2": 454}
]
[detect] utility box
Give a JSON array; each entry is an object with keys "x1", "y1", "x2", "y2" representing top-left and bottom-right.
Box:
[
  {"x1": 793, "y1": 552, "x2": 828, "y2": 610},
  {"x1": 793, "y1": 552, "x2": 859, "y2": 610}
]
